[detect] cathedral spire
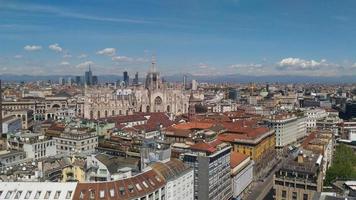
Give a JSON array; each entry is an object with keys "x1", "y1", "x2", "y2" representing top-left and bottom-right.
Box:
[{"x1": 151, "y1": 55, "x2": 156, "y2": 73}]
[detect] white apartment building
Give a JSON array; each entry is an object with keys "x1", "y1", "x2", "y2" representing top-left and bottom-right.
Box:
[
  {"x1": 7, "y1": 133, "x2": 56, "y2": 160},
  {"x1": 151, "y1": 159, "x2": 194, "y2": 200},
  {"x1": 54, "y1": 131, "x2": 98, "y2": 155},
  {"x1": 265, "y1": 113, "x2": 307, "y2": 148},
  {"x1": 0, "y1": 159, "x2": 192, "y2": 200},
  {"x1": 23, "y1": 138, "x2": 56, "y2": 160},
  {"x1": 2, "y1": 116, "x2": 22, "y2": 134},
  {"x1": 231, "y1": 152, "x2": 254, "y2": 199},
  {"x1": 305, "y1": 108, "x2": 328, "y2": 132}
]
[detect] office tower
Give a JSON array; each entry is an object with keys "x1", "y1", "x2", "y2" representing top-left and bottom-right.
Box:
[
  {"x1": 182, "y1": 142, "x2": 232, "y2": 200},
  {"x1": 115, "y1": 79, "x2": 121, "y2": 88},
  {"x1": 123, "y1": 71, "x2": 129, "y2": 87},
  {"x1": 85, "y1": 66, "x2": 93, "y2": 86},
  {"x1": 75, "y1": 76, "x2": 81, "y2": 86},
  {"x1": 228, "y1": 88, "x2": 240, "y2": 100},
  {"x1": 183, "y1": 74, "x2": 187, "y2": 90},
  {"x1": 59, "y1": 77, "x2": 65, "y2": 85},
  {"x1": 133, "y1": 72, "x2": 139, "y2": 85},
  {"x1": 92, "y1": 76, "x2": 98, "y2": 85},
  {"x1": 67, "y1": 77, "x2": 72, "y2": 85}
]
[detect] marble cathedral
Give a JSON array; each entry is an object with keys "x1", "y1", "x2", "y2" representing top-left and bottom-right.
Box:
[{"x1": 84, "y1": 60, "x2": 190, "y2": 119}]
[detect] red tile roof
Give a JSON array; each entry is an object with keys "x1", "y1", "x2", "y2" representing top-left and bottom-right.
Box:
[
  {"x1": 189, "y1": 139, "x2": 223, "y2": 153},
  {"x1": 172, "y1": 121, "x2": 214, "y2": 130},
  {"x1": 230, "y1": 151, "x2": 249, "y2": 169},
  {"x1": 73, "y1": 169, "x2": 165, "y2": 200}
]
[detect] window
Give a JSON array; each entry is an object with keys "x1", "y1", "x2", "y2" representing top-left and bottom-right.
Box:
[
  {"x1": 128, "y1": 185, "x2": 134, "y2": 193},
  {"x1": 303, "y1": 194, "x2": 308, "y2": 200},
  {"x1": 109, "y1": 189, "x2": 115, "y2": 197},
  {"x1": 79, "y1": 191, "x2": 84, "y2": 199},
  {"x1": 34, "y1": 191, "x2": 41, "y2": 199},
  {"x1": 14, "y1": 191, "x2": 22, "y2": 199},
  {"x1": 54, "y1": 191, "x2": 61, "y2": 199},
  {"x1": 66, "y1": 191, "x2": 73, "y2": 199},
  {"x1": 292, "y1": 192, "x2": 297, "y2": 200},
  {"x1": 282, "y1": 190, "x2": 286, "y2": 198},
  {"x1": 89, "y1": 190, "x2": 95, "y2": 200},
  {"x1": 5, "y1": 191, "x2": 13, "y2": 199},
  {"x1": 119, "y1": 187, "x2": 125, "y2": 196},
  {"x1": 136, "y1": 183, "x2": 142, "y2": 191},
  {"x1": 25, "y1": 191, "x2": 32, "y2": 199},
  {"x1": 142, "y1": 181, "x2": 149, "y2": 188},
  {"x1": 99, "y1": 190, "x2": 105, "y2": 198},
  {"x1": 44, "y1": 191, "x2": 51, "y2": 199}
]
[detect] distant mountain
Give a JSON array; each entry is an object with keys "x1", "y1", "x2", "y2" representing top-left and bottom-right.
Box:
[
  {"x1": 1, "y1": 73, "x2": 356, "y2": 84},
  {"x1": 0, "y1": 74, "x2": 124, "y2": 83},
  {"x1": 163, "y1": 73, "x2": 356, "y2": 84}
]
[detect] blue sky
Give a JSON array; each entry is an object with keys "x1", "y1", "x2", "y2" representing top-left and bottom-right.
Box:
[{"x1": 1, "y1": 0, "x2": 356, "y2": 76}]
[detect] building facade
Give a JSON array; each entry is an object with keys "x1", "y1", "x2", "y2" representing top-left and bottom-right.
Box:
[
  {"x1": 84, "y1": 63, "x2": 190, "y2": 119},
  {"x1": 182, "y1": 142, "x2": 232, "y2": 200},
  {"x1": 273, "y1": 151, "x2": 323, "y2": 200},
  {"x1": 54, "y1": 132, "x2": 98, "y2": 155},
  {"x1": 265, "y1": 113, "x2": 307, "y2": 148}
]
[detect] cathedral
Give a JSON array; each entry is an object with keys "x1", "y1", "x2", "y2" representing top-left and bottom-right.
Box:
[{"x1": 84, "y1": 61, "x2": 190, "y2": 119}]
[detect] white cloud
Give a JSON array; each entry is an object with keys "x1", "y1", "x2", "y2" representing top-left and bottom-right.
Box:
[
  {"x1": 76, "y1": 61, "x2": 94, "y2": 69},
  {"x1": 97, "y1": 48, "x2": 116, "y2": 56},
  {"x1": 277, "y1": 57, "x2": 332, "y2": 71},
  {"x1": 63, "y1": 53, "x2": 72, "y2": 58},
  {"x1": 230, "y1": 63, "x2": 263, "y2": 68},
  {"x1": 24, "y1": 45, "x2": 42, "y2": 51},
  {"x1": 1, "y1": 4, "x2": 152, "y2": 24},
  {"x1": 14, "y1": 55, "x2": 23, "y2": 59},
  {"x1": 112, "y1": 56, "x2": 134, "y2": 62},
  {"x1": 135, "y1": 57, "x2": 149, "y2": 63},
  {"x1": 60, "y1": 61, "x2": 70, "y2": 66},
  {"x1": 78, "y1": 54, "x2": 87, "y2": 59},
  {"x1": 49, "y1": 43, "x2": 63, "y2": 52},
  {"x1": 198, "y1": 63, "x2": 209, "y2": 69}
]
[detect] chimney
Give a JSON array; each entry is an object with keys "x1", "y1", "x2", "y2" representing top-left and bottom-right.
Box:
[{"x1": 297, "y1": 151, "x2": 304, "y2": 164}]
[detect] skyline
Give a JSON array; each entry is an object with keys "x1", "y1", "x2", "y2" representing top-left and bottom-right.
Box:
[{"x1": 1, "y1": 0, "x2": 356, "y2": 77}]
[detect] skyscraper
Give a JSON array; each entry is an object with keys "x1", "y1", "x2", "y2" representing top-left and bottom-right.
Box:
[
  {"x1": 123, "y1": 71, "x2": 129, "y2": 87},
  {"x1": 59, "y1": 77, "x2": 65, "y2": 85},
  {"x1": 183, "y1": 74, "x2": 187, "y2": 90},
  {"x1": 75, "y1": 76, "x2": 82, "y2": 85},
  {"x1": 133, "y1": 72, "x2": 139, "y2": 85},
  {"x1": 67, "y1": 77, "x2": 72, "y2": 85},
  {"x1": 85, "y1": 66, "x2": 93, "y2": 86},
  {"x1": 92, "y1": 76, "x2": 98, "y2": 85}
]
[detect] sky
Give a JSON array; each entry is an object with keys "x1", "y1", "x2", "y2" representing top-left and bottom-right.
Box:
[{"x1": 1, "y1": 0, "x2": 356, "y2": 77}]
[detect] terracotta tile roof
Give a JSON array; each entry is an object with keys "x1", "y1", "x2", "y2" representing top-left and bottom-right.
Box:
[
  {"x1": 48, "y1": 123, "x2": 66, "y2": 131},
  {"x1": 172, "y1": 121, "x2": 214, "y2": 130},
  {"x1": 230, "y1": 151, "x2": 249, "y2": 169},
  {"x1": 221, "y1": 122, "x2": 270, "y2": 139},
  {"x1": 73, "y1": 169, "x2": 165, "y2": 200},
  {"x1": 150, "y1": 159, "x2": 191, "y2": 180},
  {"x1": 164, "y1": 127, "x2": 192, "y2": 138},
  {"x1": 301, "y1": 132, "x2": 317, "y2": 148},
  {"x1": 189, "y1": 139, "x2": 223, "y2": 153}
]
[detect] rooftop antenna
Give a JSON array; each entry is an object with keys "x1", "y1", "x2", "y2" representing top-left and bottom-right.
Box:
[{"x1": 89, "y1": 64, "x2": 91, "y2": 72}]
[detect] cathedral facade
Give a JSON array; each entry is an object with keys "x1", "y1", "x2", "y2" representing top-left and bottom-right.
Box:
[{"x1": 84, "y1": 64, "x2": 190, "y2": 119}]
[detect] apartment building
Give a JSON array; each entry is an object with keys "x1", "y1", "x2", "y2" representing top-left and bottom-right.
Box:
[{"x1": 182, "y1": 140, "x2": 232, "y2": 200}]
